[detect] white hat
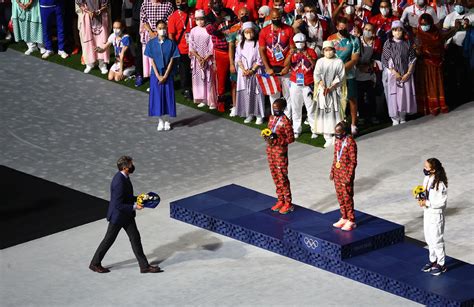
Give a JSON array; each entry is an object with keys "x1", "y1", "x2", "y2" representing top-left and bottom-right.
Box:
[
  {"x1": 258, "y1": 6, "x2": 271, "y2": 16},
  {"x1": 242, "y1": 21, "x2": 256, "y2": 31},
  {"x1": 293, "y1": 33, "x2": 306, "y2": 42},
  {"x1": 322, "y1": 40, "x2": 334, "y2": 50},
  {"x1": 195, "y1": 9, "x2": 205, "y2": 18},
  {"x1": 391, "y1": 20, "x2": 404, "y2": 29}
]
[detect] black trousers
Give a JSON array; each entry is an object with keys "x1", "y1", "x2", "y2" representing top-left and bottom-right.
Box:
[
  {"x1": 357, "y1": 80, "x2": 377, "y2": 119},
  {"x1": 444, "y1": 44, "x2": 473, "y2": 109},
  {"x1": 178, "y1": 53, "x2": 192, "y2": 91},
  {"x1": 132, "y1": 19, "x2": 143, "y2": 77},
  {"x1": 0, "y1": 3, "x2": 11, "y2": 31},
  {"x1": 91, "y1": 219, "x2": 149, "y2": 269}
]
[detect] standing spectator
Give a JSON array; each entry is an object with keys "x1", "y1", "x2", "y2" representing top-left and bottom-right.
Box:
[
  {"x1": 313, "y1": 40, "x2": 346, "y2": 147},
  {"x1": 76, "y1": 0, "x2": 110, "y2": 74},
  {"x1": 259, "y1": 8, "x2": 295, "y2": 115},
  {"x1": 234, "y1": 22, "x2": 265, "y2": 124},
  {"x1": 415, "y1": 13, "x2": 457, "y2": 115},
  {"x1": 286, "y1": 33, "x2": 317, "y2": 138},
  {"x1": 293, "y1": 3, "x2": 329, "y2": 56},
  {"x1": 205, "y1": 0, "x2": 238, "y2": 112},
  {"x1": 369, "y1": 0, "x2": 399, "y2": 44},
  {"x1": 132, "y1": 0, "x2": 144, "y2": 86},
  {"x1": 435, "y1": 0, "x2": 455, "y2": 22},
  {"x1": 443, "y1": 0, "x2": 474, "y2": 108},
  {"x1": 327, "y1": 17, "x2": 360, "y2": 135},
  {"x1": 140, "y1": 0, "x2": 174, "y2": 80},
  {"x1": 189, "y1": 9, "x2": 217, "y2": 109},
  {"x1": 168, "y1": 0, "x2": 196, "y2": 100},
  {"x1": 330, "y1": 121, "x2": 358, "y2": 231},
  {"x1": 356, "y1": 23, "x2": 382, "y2": 124},
  {"x1": 145, "y1": 20, "x2": 180, "y2": 131},
  {"x1": 225, "y1": 0, "x2": 259, "y2": 21},
  {"x1": 271, "y1": 0, "x2": 294, "y2": 26},
  {"x1": 332, "y1": 0, "x2": 357, "y2": 32},
  {"x1": 96, "y1": 20, "x2": 135, "y2": 81},
  {"x1": 257, "y1": 5, "x2": 271, "y2": 29},
  {"x1": 0, "y1": 0, "x2": 12, "y2": 40},
  {"x1": 400, "y1": 0, "x2": 438, "y2": 30},
  {"x1": 12, "y1": 0, "x2": 44, "y2": 55},
  {"x1": 381, "y1": 20, "x2": 416, "y2": 125},
  {"x1": 40, "y1": 0, "x2": 68, "y2": 59}
]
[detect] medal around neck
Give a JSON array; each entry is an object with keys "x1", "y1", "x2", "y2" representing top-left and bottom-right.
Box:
[{"x1": 137, "y1": 192, "x2": 161, "y2": 208}]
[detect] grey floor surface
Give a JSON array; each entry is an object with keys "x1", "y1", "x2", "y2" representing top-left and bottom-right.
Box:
[{"x1": 0, "y1": 49, "x2": 472, "y2": 306}]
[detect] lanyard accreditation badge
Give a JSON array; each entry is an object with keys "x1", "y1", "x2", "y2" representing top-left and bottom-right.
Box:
[
  {"x1": 335, "y1": 138, "x2": 348, "y2": 169},
  {"x1": 296, "y1": 58, "x2": 305, "y2": 86},
  {"x1": 272, "y1": 29, "x2": 284, "y2": 61}
]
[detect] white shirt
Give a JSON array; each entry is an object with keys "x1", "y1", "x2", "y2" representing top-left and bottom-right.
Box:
[
  {"x1": 436, "y1": 4, "x2": 454, "y2": 21},
  {"x1": 423, "y1": 175, "x2": 447, "y2": 213},
  {"x1": 401, "y1": 5, "x2": 439, "y2": 28},
  {"x1": 443, "y1": 10, "x2": 474, "y2": 46}
]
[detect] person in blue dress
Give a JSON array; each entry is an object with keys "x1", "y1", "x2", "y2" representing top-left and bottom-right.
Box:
[{"x1": 145, "y1": 20, "x2": 180, "y2": 132}]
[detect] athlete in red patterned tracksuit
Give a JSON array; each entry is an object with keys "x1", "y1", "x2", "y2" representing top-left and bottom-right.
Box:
[
  {"x1": 266, "y1": 100, "x2": 295, "y2": 214},
  {"x1": 330, "y1": 122, "x2": 358, "y2": 231}
]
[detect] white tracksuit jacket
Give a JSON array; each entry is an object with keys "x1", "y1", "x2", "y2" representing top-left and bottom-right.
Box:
[{"x1": 423, "y1": 175, "x2": 448, "y2": 266}]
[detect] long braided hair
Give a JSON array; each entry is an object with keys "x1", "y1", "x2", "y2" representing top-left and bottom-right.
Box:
[{"x1": 427, "y1": 158, "x2": 448, "y2": 190}]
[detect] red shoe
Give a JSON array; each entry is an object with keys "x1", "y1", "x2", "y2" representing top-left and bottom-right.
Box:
[
  {"x1": 271, "y1": 201, "x2": 284, "y2": 212},
  {"x1": 279, "y1": 204, "x2": 295, "y2": 214}
]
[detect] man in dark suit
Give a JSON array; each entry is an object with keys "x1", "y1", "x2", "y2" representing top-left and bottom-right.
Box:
[{"x1": 89, "y1": 156, "x2": 162, "y2": 274}]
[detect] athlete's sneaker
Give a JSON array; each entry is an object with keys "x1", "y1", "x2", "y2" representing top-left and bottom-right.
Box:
[
  {"x1": 244, "y1": 115, "x2": 254, "y2": 123},
  {"x1": 42, "y1": 50, "x2": 53, "y2": 59},
  {"x1": 421, "y1": 262, "x2": 436, "y2": 273},
  {"x1": 332, "y1": 218, "x2": 348, "y2": 228},
  {"x1": 431, "y1": 264, "x2": 447, "y2": 276},
  {"x1": 58, "y1": 50, "x2": 69, "y2": 59},
  {"x1": 24, "y1": 46, "x2": 38, "y2": 55},
  {"x1": 255, "y1": 117, "x2": 263, "y2": 125},
  {"x1": 341, "y1": 221, "x2": 357, "y2": 231},
  {"x1": 197, "y1": 103, "x2": 206, "y2": 108},
  {"x1": 271, "y1": 201, "x2": 284, "y2": 212},
  {"x1": 279, "y1": 204, "x2": 295, "y2": 214}
]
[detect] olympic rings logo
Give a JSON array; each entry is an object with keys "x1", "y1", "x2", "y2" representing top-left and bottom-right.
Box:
[{"x1": 303, "y1": 236, "x2": 319, "y2": 250}]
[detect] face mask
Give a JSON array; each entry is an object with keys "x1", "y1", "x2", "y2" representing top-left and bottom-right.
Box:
[
  {"x1": 416, "y1": 0, "x2": 425, "y2": 6},
  {"x1": 295, "y1": 2, "x2": 304, "y2": 10},
  {"x1": 258, "y1": 17, "x2": 265, "y2": 23},
  {"x1": 240, "y1": 15, "x2": 249, "y2": 22},
  {"x1": 363, "y1": 30, "x2": 373, "y2": 38},
  {"x1": 345, "y1": 6, "x2": 355, "y2": 15},
  {"x1": 324, "y1": 49, "x2": 335, "y2": 58},
  {"x1": 380, "y1": 8, "x2": 389, "y2": 16},
  {"x1": 113, "y1": 29, "x2": 121, "y2": 36},
  {"x1": 273, "y1": 109, "x2": 284, "y2": 116},
  {"x1": 423, "y1": 169, "x2": 431, "y2": 176},
  {"x1": 244, "y1": 32, "x2": 254, "y2": 40},
  {"x1": 295, "y1": 42, "x2": 305, "y2": 49},
  {"x1": 420, "y1": 24, "x2": 430, "y2": 32},
  {"x1": 274, "y1": 5, "x2": 284, "y2": 12},
  {"x1": 176, "y1": 4, "x2": 187, "y2": 10},
  {"x1": 272, "y1": 19, "x2": 282, "y2": 27},
  {"x1": 305, "y1": 12, "x2": 316, "y2": 21},
  {"x1": 454, "y1": 5, "x2": 464, "y2": 14},
  {"x1": 129, "y1": 165, "x2": 135, "y2": 174},
  {"x1": 335, "y1": 133, "x2": 346, "y2": 139},
  {"x1": 158, "y1": 29, "x2": 167, "y2": 36},
  {"x1": 338, "y1": 29, "x2": 349, "y2": 37},
  {"x1": 196, "y1": 19, "x2": 205, "y2": 27}
]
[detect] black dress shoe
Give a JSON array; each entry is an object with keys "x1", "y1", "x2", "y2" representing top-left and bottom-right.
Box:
[
  {"x1": 140, "y1": 265, "x2": 163, "y2": 273},
  {"x1": 89, "y1": 264, "x2": 110, "y2": 273}
]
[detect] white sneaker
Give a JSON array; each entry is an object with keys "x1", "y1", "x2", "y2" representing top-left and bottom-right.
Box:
[
  {"x1": 24, "y1": 46, "x2": 38, "y2": 55},
  {"x1": 209, "y1": 106, "x2": 216, "y2": 110},
  {"x1": 351, "y1": 124, "x2": 358, "y2": 135},
  {"x1": 5, "y1": 32, "x2": 12, "y2": 41},
  {"x1": 304, "y1": 119, "x2": 310, "y2": 125},
  {"x1": 83, "y1": 65, "x2": 93, "y2": 74},
  {"x1": 400, "y1": 119, "x2": 406, "y2": 124},
  {"x1": 42, "y1": 50, "x2": 53, "y2": 59},
  {"x1": 391, "y1": 118, "x2": 399, "y2": 126},
  {"x1": 39, "y1": 47, "x2": 47, "y2": 54},
  {"x1": 146, "y1": 88, "x2": 150, "y2": 92},
  {"x1": 294, "y1": 132, "x2": 300, "y2": 139},
  {"x1": 197, "y1": 102, "x2": 206, "y2": 108},
  {"x1": 244, "y1": 115, "x2": 254, "y2": 123},
  {"x1": 311, "y1": 133, "x2": 318, "y2": 139},
  {"x1": 229, "y1": 107, "x2": 237, "y2": 117},
  {"x1": 157, "y1": 121, "x2": 164, "y2": 131},
  {"x1": 164, "y1": 121, "x2": 171, "y2": 131},
  {"x1": 58, "y1": 50, "x2": 69, "y2": 59},
  {"x1": 99, "y1": 64, "x2": 108, "y2": 75},
  {"x1": 255, "y1": 117, "x2": 263, "y2": 125}
]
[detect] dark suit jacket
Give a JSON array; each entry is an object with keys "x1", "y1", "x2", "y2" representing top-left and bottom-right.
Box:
[{"x1": 107, "y1": 172, "x2": 136, "y2": 226}]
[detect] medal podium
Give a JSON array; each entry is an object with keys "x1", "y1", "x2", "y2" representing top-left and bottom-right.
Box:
[{"x1": 170, "y1": 184, "x2": 474, "y2": 306}]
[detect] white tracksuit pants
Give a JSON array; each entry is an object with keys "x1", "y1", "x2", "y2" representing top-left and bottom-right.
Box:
[
  {"x1": 289, "y1": 82, "x2": 315, "y2": 134},
  {"x1": 269, "y1": 73, "x2": 292, "y2": 117},
  {"x1": 423, "y1": 210, "x2": 446, "y2": 266}
]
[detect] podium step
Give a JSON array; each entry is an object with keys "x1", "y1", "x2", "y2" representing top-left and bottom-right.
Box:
[{"x1": 170, "y1": 184, "x2": 474, "y2": 306}]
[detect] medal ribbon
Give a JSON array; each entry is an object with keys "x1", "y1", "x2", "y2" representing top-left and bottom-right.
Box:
[
  {"x1": 271, "y1": 116, "x2": 283, "y2": 134},
  {"x1": 336, "y1": 138, "x2": 348, "y2": 163}
]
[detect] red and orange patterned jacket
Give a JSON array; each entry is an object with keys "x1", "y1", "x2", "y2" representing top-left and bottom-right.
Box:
[
  {"x1": 267, "y1": 115, "x2": 295, "y2": 147},
  {"x1": 331, "y1": 135, "x2": 357, "y2": 183}
]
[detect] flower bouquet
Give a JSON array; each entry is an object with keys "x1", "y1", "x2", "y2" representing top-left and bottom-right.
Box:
[
  {"x1": 261, "y1": 128, "x2": 277, "y2": 140},
  {"x1": 412, "y1": 185, "x2": 426, "y2": 200},
  {"x1": 137, "y1": 192, "x2": 161, "y2": 208}
]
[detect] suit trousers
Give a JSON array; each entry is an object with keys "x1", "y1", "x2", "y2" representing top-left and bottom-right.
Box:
[{"x1": 91, "y1": 219, "x2": 149, "y2": 269}]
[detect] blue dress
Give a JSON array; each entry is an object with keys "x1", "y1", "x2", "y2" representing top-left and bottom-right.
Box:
[{"x1": 144, "y1": 37, "x2": 180, "y2": 117}]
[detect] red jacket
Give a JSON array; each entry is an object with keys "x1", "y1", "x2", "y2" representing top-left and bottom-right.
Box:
[
  {"x1": 331, "y1": 135, "x2": 357, "y2": 183},
  {"x1": 267, "y1": 115, "x2": 295, "y2": 147}
]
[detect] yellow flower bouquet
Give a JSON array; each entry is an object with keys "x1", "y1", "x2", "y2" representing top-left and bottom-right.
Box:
[
  {"x1": 136, "y1": 192, "x2": 161, "y2": 208},
  {"x1": 412, "y1": 185, "x2": 426, "y2": 200},
  {"x1": 261, "y1": 128, "x2": 272, "y2": 137}
]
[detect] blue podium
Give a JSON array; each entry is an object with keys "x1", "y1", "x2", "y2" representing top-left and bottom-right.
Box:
[{"x1": 170, "y1": 184, "x2": 474, "y2": 306}]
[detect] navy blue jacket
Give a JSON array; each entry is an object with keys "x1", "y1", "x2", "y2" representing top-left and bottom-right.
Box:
[{"x1": 107, "y1": 172, "x2": 136, "y2": 226}]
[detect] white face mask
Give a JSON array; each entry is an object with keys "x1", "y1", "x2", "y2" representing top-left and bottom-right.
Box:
[
  {"x1": 345, "y1": 6, "x2": 355, "y2": 15},
  {"x1": 380, "y1": 8, "x2": 389, "y2": 16},
  {"x1": 363, "y1": 30, "x2": 373, "y2": 38},
  {"x1": 244, "y1": 32, "x2": 254, "y2": 40},
  {"x1": 420, "y1": 24, "x2": 431, "y2": 32},
  {"x1": 416, "y1": 0, "x2": 425, "y2": 6},
  {"x1": 113, "y1": 29, "x2": 122, "y2": 36},
  {"x1": 305, "y1": 12, "x2": 316, "y2": 21},
  {"x1": 295, "y1": 42, "x2": 306, "y2": 49},
  {"x1": 295, "y1": 2, "x2": 304, "y2": 10},
  {"x1": 324, "y1": 49, "x2": 335, "y2": 58},
  {"x1": 158, "y1": 29, "x2": 167, "y2": 36},
  {"x1": 196, "y1": 19, "x2": 205, "y2": 27}
]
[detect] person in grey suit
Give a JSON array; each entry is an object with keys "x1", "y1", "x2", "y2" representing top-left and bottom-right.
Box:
[{"x1": 89, "y1": 156, "x2": 162, "y2": 274}]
